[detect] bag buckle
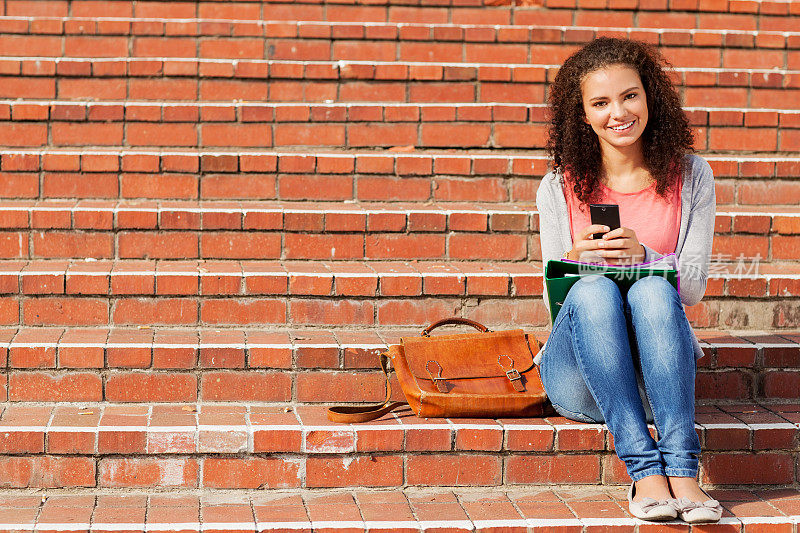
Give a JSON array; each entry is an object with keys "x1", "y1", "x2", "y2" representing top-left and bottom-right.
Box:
[
  {"x1": 426, "y1": 360, "x2": 448, "y2": 393},
  {"x1": 498, "y1": 354, "x2": 525, "y2": 392}
]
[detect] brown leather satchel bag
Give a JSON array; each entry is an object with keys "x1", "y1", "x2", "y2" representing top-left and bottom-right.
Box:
[{"x1": 328, "y1": 318, "x2": 547, "y2": 423}]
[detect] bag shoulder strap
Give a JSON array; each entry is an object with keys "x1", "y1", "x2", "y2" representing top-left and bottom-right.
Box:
[{"x1": 327, "y1": 352, "x2": 407, "y2": 423}]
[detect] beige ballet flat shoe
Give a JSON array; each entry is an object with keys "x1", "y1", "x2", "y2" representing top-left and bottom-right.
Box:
[
  {"x1": 627, "y1": 482, "x2": 679, "y2": 522},
  {"x1": 675, "y1": 493, "x2": 723, "y2": 524}
]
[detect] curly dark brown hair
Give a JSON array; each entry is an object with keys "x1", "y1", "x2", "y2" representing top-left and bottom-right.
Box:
[{"x1": 546, "y1": 37, "x2": 694, "y2": 205}]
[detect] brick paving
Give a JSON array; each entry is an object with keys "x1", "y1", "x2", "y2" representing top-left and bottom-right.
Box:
[
  {"x1": 0, "y1": 487, "x2": 796, "y2": 531},
  {"x1": 0, "y1": 403, "x2": 795, "y2": 490}
]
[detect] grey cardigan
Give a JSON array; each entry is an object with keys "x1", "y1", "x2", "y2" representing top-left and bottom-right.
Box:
[{"x1": 535, "y1": 154, "x2": 716, "y2": 360}]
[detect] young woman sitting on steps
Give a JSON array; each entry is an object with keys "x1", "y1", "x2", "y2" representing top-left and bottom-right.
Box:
[{"x1": 536, "y1": 37, "x2": 721, "y2": 524}]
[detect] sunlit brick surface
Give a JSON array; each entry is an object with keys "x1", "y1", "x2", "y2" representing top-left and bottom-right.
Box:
[
  {"x1": 0, "y1": 403, "x2": 795, "y2": 488},
  {"x1": 0, "y1": 328, "x2": 794, "y2": 402},
  {"x1": 0, "y1": 486, "x2": 797, "y2": 530}
]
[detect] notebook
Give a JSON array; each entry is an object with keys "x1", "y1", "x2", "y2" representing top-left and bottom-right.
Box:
[{"x1": 544, "y1": 254, "x2": 679, "y2": 324}]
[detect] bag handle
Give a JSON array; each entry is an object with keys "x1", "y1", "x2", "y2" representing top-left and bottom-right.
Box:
[
  {"x1": 327, "y1": 352, "x2": 407, "y2": 423},
  {"x1": 421, "y1": 317, "x2": 490, "y2": 337}
]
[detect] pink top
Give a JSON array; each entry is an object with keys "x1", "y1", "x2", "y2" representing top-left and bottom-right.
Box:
[{"x1": 564, "y1": 177, "x2": 682, "y2": 256}]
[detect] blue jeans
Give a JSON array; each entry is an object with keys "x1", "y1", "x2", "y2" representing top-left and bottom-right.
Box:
[{"x1": 540, "y1": 275, "x2": 700, "y2": 482}]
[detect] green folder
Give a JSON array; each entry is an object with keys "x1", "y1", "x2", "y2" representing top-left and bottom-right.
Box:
[{"x1": 544, "y1": 255, "x2": 679, "y2": 324}]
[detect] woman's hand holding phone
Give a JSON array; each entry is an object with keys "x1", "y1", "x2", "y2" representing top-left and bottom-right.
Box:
[
  {"x1": 595, "y1": 227, "x2": 645, "y2": 265},
  {"x1": 568, "y1": 225, "x2": 645, "y2": 265}
]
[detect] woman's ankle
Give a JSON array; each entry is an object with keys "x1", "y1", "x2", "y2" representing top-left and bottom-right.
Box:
[
  {"x1": 667, "y1": 476, "x2": 708, "y2": 501},
  {"x1": 633, "y1": 474, "x2": 672, "y2": 501}
]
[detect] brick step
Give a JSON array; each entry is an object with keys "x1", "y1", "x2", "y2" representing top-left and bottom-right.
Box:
[
  {"x1": 0, "y1": 18, "x2": 797, "y2": 65},
  {"x1": 3, "y1": 287, "x2": 800, "y2": 330},
  {"x1": 0, "y1": 327, "x2": 796, "y2": 402},
  {"x1": 1, "y1": 149, "x2": 799, "y2": 206},
  {"x1": 2, "y1": 488, "x2": 799, "y2": 530},
  {"x1": 0, "y1": 220, "x2": 796, "y2": 261},
  {"x1": 3, "y1": 16, "x2": 798, "y2": 48},
  {"x1": 0, "y1": 100, "x2": 798, "y2": 151},
  {"x1": 1, "y1": 256, "x2": 799, "y2": 295},
  {"x1": 0, "y1": 57, "x2": 792, "y2": 108},
  {"x1": 0, "y1": 280, "x2": 800, "y2": 329},
  {"x1": 0, "y1": 201, "x2": 798, "y2": 261},
  {"x1": 5, "y1": 0, "x2": 797, "y2": 29},
  {"x1": 0, "y1": 401, "x2": 799, "y2": 488},
  {"x1": 0, "y1": 402, "x2": 797, "y2": 489},
  {"x1": 3, "y1": 197, "x2": 799, "y2": 229},
  {"x1": 5, "y1": 198, "x2": 800, "y2": 257}
]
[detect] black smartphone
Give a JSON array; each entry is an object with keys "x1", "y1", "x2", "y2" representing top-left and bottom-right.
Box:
[{"x1": 589, "y1": 203, "x2": 620, "y2": 240}]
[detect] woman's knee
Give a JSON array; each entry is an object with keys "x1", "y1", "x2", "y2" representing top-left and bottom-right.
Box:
[
  {"x1": 572, "y1": 274, "x2": 617, "y2": 296},
  {"x1": 628, "y1": 275, "x2": 676, "y2": 302},
  {"x1": 565, "y1": 275, "x2": 622, "y2": 321},
  {"x1": 627, "y1": 276, "x2": 681, "y2": 318}
]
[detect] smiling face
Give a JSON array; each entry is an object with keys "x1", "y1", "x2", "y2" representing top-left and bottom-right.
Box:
[{"x1": 581, "y1": 64, "x2": 648, "y2": 154}]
